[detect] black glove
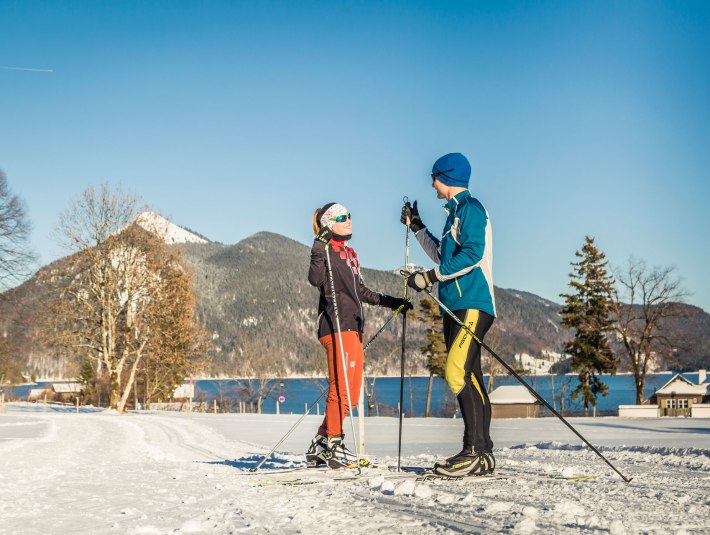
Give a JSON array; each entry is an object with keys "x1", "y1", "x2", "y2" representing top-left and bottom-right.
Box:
[
  {"x1": 406, "y1": 269, "x2": 438, "y2": 292},
  {"x1": 315, "y1": 226, "x2": 333, "y2": 244},
  {"x1": 381, "y1": 296, "x2": 414, "y2": 313},
  {"x1": 400, "y1": 200, "x2": 425, "y2": 233}
]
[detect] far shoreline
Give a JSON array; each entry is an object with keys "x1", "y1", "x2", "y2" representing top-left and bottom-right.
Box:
[{"x1": 9, "y1": 370, "x2": 678, "y2": 386}]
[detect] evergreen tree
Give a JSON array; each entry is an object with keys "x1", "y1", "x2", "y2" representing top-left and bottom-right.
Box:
[
  {"x1": 78, "y1": 359, "x2": 95, "y2": 405},
  {"x1": 559, "y1": 236, "x2": 616, "y2": 415},
  {"x1": 412, "y1": 297, "x2": 447, "y2": 417}
]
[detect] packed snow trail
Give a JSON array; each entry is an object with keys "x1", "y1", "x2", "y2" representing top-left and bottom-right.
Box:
[
  {"x1": 1, "y1": 404, "x2": 709, "y2": 534},
  {"x1": 0, "y1": 406, "x2": 254, "y2": 533}
]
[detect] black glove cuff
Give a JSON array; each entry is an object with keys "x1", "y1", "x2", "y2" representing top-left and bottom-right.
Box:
[
  {"x1": 379, "y1": 294, "x2": 398, "y2": 310},
  {"x1": 410, "y1": 221, "x2": 425, "y2": 233},
  {"x1": 425, "y1": 268, "x2": 439, "y2": 284}
]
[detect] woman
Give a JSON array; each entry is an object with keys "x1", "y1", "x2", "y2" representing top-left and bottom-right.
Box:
[{"x1": 306, "y1": 202, "x2": 411, "y2": 468}]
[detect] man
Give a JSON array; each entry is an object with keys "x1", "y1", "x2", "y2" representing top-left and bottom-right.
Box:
[{"x1": 401, "y1": 152, "x2": 496, "y2": 477}]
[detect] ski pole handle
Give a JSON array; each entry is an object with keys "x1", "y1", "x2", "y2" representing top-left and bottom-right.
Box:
[{"x1": 402, "y1": 195, "x2": 411, "y2": 227}]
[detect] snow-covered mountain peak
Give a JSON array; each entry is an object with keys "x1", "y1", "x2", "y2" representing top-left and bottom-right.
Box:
[{"x1": 134, "y1": 212, "x2": 209, "y2": 245}]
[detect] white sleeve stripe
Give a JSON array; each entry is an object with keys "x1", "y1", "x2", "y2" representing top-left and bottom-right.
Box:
[{"x1": 434, "y1": 262, "x2": 479, "y2": 281}]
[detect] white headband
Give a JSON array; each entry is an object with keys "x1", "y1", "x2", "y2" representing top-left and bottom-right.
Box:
[{"x1": 320, "y1": 203, "x2": 348, "y2": 230}]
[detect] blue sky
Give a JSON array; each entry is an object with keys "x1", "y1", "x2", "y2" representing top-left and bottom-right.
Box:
[{"x1": 1, "y1": 1, "x2": 709, "y2": 311}]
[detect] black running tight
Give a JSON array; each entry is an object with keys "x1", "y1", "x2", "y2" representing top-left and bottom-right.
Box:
[{"x1": 443, "y1": 309, "x2": 495, "y2": 452}]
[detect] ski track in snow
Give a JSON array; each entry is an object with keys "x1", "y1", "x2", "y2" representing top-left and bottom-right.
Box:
[{"x1": 0, "y1": 405, "x2": 709, "y2": 534}]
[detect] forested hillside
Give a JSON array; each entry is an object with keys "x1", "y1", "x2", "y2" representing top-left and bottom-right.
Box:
[{"x1": 1, "y1": 231, "x2": 708, "y2": 381}]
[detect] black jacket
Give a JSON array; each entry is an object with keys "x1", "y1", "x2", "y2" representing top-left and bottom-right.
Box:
[{"x1": 308, "y1": 238, "x2": 398, "y2": 338}]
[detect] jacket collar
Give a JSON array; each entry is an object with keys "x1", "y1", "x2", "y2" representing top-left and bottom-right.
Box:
[{"x1": 443, "y1": 189, "x2": 471, "y2": 215}]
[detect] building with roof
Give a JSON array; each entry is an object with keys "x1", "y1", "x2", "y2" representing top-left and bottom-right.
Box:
[
  {"x1": 26, "y1": 382, "x2": 82, "y2": 403},
  {"x1": 619, "y1": 370, "x2": 710, "y2": 418},
  {"x1": 648, "y1": 370, "x2": 709, "y2": 417},
  {"x1": 489, "y1": 385, "x2": 540, "y2": 418},
  {"x1": 52, "y1": 382, "x2": 82, "y2": 395}
]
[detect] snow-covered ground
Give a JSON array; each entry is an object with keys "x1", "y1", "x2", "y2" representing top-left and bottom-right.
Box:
[{"x1": 1, "y1": 403, "x2": 708, "y2": 534}]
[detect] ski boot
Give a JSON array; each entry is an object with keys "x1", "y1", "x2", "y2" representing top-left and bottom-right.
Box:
[
  {"x1": 433, "y1": 447, "x2": 489, "y2": 477},
  {"x1": 483, "y1": 451, "x2": 496, "y2": 474},
  {"x1": 305, "y1": 434, "x2": 327, "y2": 467},
  {"x1": 319, "y1": 436, "x2": 368, "y2": 469},
  {"x1": 331, "y1": 436, "x2": 371, "y2": 467}
]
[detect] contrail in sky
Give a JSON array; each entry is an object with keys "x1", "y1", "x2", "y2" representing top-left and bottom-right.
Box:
[{"x1": 0, "y1": 65, "x2": 54, "y2": 73}]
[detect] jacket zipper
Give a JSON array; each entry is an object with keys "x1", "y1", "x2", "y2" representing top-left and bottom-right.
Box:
[{"x1": 345, "y1": 247, "x2": 364, "y2": 326}]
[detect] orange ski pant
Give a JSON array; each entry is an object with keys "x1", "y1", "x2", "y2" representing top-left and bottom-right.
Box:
[{"x1": 317, "y1": 330, "x2": 364, "y2": 438}]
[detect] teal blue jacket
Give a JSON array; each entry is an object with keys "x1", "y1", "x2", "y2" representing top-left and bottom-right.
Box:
[{"x1": 415, "y1": 190, "x2": 496, "y2": 317}]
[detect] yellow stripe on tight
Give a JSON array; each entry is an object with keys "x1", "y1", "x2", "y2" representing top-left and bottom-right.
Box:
[
  {"x1": 445, "y1": 309, "x2": 479, "y2": 395},
  {"x1": 470, "y1": 368, "x2": 486, "y2": 406}
]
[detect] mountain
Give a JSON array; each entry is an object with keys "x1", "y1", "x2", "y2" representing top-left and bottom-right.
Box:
[
  {"x1": 179, "y1": 232, "x2": 582, "y2": 377},
  {"x1": 180, "y1": 232, "x2": 425, "y2": 377},
  {"x1": 134, "y1": 212, "x2": 210, "y2": 245},
  {"x1": 1, "y1": 224, "x2": 708, "y2": 382}
]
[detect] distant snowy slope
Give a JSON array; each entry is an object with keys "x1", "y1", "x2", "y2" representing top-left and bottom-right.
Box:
[{"x1": 135, "y1": 211, "x2": 209, "y2": 245}]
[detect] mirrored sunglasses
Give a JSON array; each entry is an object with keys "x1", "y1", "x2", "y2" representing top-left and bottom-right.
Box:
[{"x1": 329, "y1": 213, "x2": 352, "y2": 223}]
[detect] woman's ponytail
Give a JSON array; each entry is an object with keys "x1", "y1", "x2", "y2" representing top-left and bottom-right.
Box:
[
  {"x1": 312, "y1": 202, "x2": 337, "y2": 236},
  {"x1": 312, "y1": 208, "x2": 322, "y2": 236}
]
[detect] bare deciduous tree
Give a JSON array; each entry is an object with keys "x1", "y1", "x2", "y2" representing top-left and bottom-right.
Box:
[
  {"x1": 364, "y1": 348, "x2": 396, "y2": 417},
  {"x1": 235, "y1": 334, "x2": 285, "y2": 413},
  {"x1": 610, "y1": 258, "x2": 688, "y2": 404},
  {"x1": 0, "y1": 170, "x2": 35, "y2": 289},
  {"x1": 41, "y1": 183, "x2": 207, "y2": 411}
]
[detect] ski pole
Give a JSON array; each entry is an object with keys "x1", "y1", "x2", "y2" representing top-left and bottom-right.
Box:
[
  {"x1": 249, "y1": 306, "x2": 409, "y2": 473},
  {"x1": 411, "y1": 279, "x2": 632, "y2": 483},
  {"x1": 397, "y1": 197, "x2": 411, "y2": 472},
  {"x1": 249, "y1": 388, "x2": 328, "y2": 472},
  {"x1": 325, "y1": 243, "x2": 362, "y2": 474}
]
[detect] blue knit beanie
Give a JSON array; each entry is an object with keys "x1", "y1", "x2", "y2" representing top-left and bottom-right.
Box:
[{"x1": 432, "y1": 153, "x2": 471, "y2": 188}]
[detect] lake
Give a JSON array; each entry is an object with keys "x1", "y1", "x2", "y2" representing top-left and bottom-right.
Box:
[
  {"x1": 4, "y1": 372, "x2": 695, "y2": 416},
  {"x1": 191, "y1": 372, "x2": 690, "y2": 416}
]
